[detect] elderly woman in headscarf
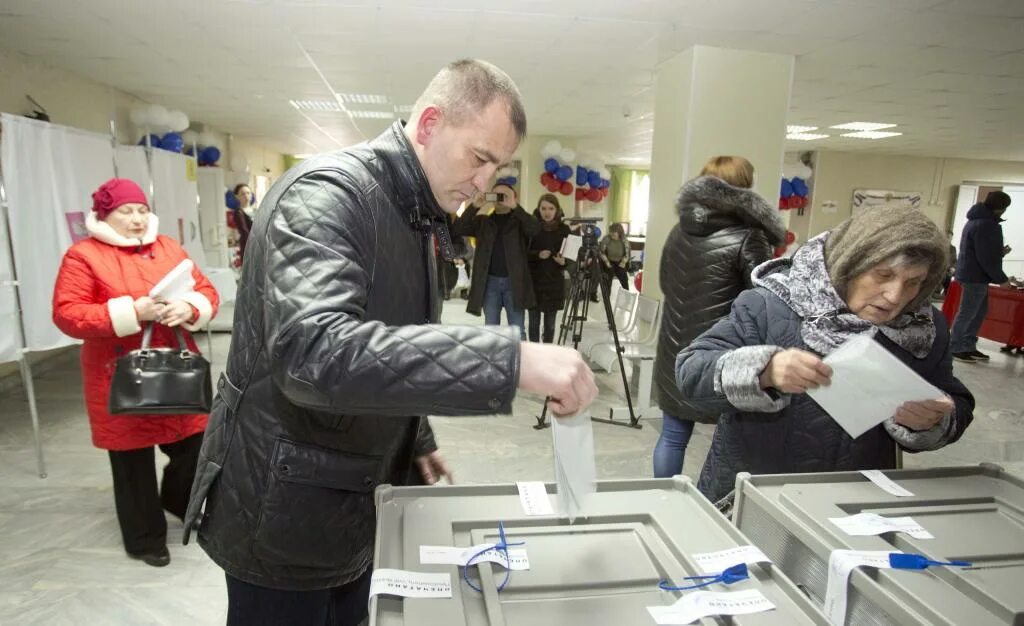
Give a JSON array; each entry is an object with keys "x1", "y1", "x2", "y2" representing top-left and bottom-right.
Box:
[{"x1": 676, "y1": 206, "x2": 974, "y2": 503}]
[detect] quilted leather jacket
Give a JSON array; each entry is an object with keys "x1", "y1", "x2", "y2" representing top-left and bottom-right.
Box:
[
  {"x1": 183, "y1": 122, "x2": 521, "y2": 590},
  {"x1": 654, "y1": 176, "x2": 785, "y2": 421}
]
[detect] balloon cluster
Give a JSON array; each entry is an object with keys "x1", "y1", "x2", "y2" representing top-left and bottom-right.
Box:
[
  {"x1": 779, "y1": 177, "x2": 809, "y2": 210},
  {"x1": 131, "y1": 105, "x2": 190, "y2": 154},
  {"x1": 539, "y1": 140, "x2": 575, "y2": 196},
  {"x1": 495, "y1": 166, "x2": 519, "y2": 187},
  {"x1": 224, "y1": 189, "x2": 257, "y2": 211},
  {"x1": 773, "y1": 230, "x2": 798, "y2": 258},
  {"x1": 574, "y1": 161, "x2": 610, "y2": 203}
]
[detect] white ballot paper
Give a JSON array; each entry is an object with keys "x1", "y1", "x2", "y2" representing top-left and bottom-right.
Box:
[
  {"x1": 860, "y1": 469, "x2": 915, "y2": 497},
  {"x1": 807, "y1": 334, "x2": 944, "y2": 439},
  {"x1": 829, "y1": 512, "x2": 933, "y2": 539},
  {"x1": 149, "y1": 259, "x2": 195, "y2": 301},
  {"x1": 560, "y1": 234, "x2": 583, "y2": 263},
  {"x1": 551, "y1": 412, "x2": 597, "y2": 523},
  {"x1": 691, "y1": 545, "x2": 772, "y2": 574},
  {"x1": 824, "y1": 550, "x2": 896, "y2": 626},
  {"x1": 647, "y1": 589, "x2": 776, "y2": 625},
  {"x1": 420, "y1": 544, "x2": 530, "y2": 570},
  {"x1": 369, "y1": 569, "x2": 452, "y2": 599}
]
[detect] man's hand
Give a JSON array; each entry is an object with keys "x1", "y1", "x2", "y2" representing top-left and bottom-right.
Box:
[
  {"x1": 416, "y1": 451, "x2": 453, "y2": 485},
  {"x1": 758, "y1": 348, "x2": 832, "y2": 394},
  {"x1": 1003, "y1": 245, "x2": 1012, "y2": 257},
  {"x1": 554, "y1": 254, "x2": 566, "y2": 266},
  {"x1": 539, "y1": 250, "x2": 552, "y2": 260},
  {"x1": 155, "y1": 300, "x2": 195, "y2": 328},
  {"x1": 519, "y1": 342, "x2": 598, "y2": 417},
  {"x1": 894, "y1": 397, "x2": 953, "y2": 431}
]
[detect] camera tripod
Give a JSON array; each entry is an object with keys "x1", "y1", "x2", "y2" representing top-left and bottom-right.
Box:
[{"x1": 533, "y1": 242, "x2": 639, "y2": 430}]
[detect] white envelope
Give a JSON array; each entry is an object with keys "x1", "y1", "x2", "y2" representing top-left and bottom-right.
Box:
[
  {"x1": 807, "y1": 334, "x2": 944, "y2": 439},
  {"x1": 149, "y1": 259, "x2": 195, "y2": 301},
  {"x1": 551, "y1": 412, "x2": 596, "y2": 523},
  {"x1": 560, "y1": 235, "x2": 583, "y2": 263}
]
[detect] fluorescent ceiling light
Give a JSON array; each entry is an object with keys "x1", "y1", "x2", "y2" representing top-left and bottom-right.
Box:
[
  {"x1": 348, "y1": 110, "x2": 395, "y2": 119},
  {"x1": 787, "y1": 133, "x2": 830, "y2": 141},
  {"x1": 830, "y1": 122, "x2": 898, "y2": 131},
  {"x1": 292, "y1": 153, "x2": 313, "y2": 158},
  {"x1": 289, "y1": 100, "x2": 341, "y2": 112},
  {"x1": 840, "y1": 131, "x2": 903, "y2": 139},
  {"x1": 787, "y1": 125, "x2": 818, "y2": 133},
  {"x1": 394, "y1": 104, "x2": 414, "y2": 113},
  {"x1": 337, "y1": 93, "x2": 390, "y2": 105}
]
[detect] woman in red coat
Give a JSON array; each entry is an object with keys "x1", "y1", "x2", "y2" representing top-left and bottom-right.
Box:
[{"x1": 52, "y1": 178, "x2": 219, "y2": 567}]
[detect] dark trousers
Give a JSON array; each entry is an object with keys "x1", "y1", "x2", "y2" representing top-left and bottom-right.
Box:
[
  {"x1": 226, "y1": 569, "x2": 373, "y2": 626},
  {"x1": 528, "y1": 309, "x2": 557, "y2": 343},
  {"x1": 950, "y1": 282, "x2": 989, "y2": 353},
  {"x1": 602, "y1": 263, "x2": 629, "y2": 293},
  {"x1": 107, "y1": 432, "x2": 203, "y2": 555}
]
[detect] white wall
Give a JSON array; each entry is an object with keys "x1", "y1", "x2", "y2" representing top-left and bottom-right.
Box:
[{"x1": 808, "y1": 150, "x2": 1024, "y2": 236}]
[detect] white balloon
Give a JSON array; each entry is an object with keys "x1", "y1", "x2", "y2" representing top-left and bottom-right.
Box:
[
  {"x1": 198, "y1": 131, "x2": 221, "y2": 149},
  {"x1": 130, "y1": 106, "x2": 148, "y2": 127},
  {"x1": 168, "y1": 110, "x2": 190, "y2": 133},
  {"x1": 541, "y1": 140, "x2": 562, "y2": 159},
  {"x1": 559, "y1": 148, "x2": 576, "y2": 163},
  {"x1": 230, "y1": 155, "x2": 250, "y2": 173},
  {"x1": 145, "y1": 104, "x2": 169, "y2": 130},
  {"x1": 507, "y1": 167, "x2": 520, "y2": 177}
]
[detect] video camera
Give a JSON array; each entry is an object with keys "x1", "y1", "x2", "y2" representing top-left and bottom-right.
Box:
[{"x1": 565, "y1": 217, "x2": 602, "y2": 249}]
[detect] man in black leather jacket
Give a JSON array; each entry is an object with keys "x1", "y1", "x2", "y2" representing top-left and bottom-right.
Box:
[{"x1": 183, "y1": 59, "x2": 598, "y2": 625}]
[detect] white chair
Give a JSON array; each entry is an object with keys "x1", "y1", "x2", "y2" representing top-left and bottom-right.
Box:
[
  {"x1": 588, "y1": 295, "x2": 661, "y2": 368},
  {"x1": 573, "y1": 289, "x2": 639, "y2": 356}
]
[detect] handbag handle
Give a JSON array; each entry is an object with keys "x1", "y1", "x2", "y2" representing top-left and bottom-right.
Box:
[{"x1": 140, "y1": 323, "x2": 191, "y2": 356}]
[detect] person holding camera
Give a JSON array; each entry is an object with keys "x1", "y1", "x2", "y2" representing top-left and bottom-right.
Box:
[
  {"x1": 527, "y1": 193, "x2": 570, "y2": 343},
  {"x1": 454, "y1": 182, "x2": 540, "y2": 338}
]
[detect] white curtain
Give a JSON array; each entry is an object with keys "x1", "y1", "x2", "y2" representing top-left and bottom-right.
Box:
[
  {"x1": 149, "y1": 150, "x2": 204, "y2": 262},
  {"x1": 1, "y1": 114, "x2": 115, "y2": 354},
  {"x1": 0, "y1": 201, "x2": 19, "y2": 363}
]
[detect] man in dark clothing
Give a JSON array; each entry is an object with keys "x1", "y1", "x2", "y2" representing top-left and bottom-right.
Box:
[
  {"x1": 183, "y1": 59, "x2": 598, "y2": 626},
  {"x1": 950, "y1": 190, "x2": 1012, "y2": 362},
  {"x1": 454, "y1": 183, "x2": 539, "y2": 338}
]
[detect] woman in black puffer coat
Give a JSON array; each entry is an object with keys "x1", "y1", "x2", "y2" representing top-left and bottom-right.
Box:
[
  {"x1": 527, "y1": 194, "x2": 570, "y2": 343},
  {"x1": 653, "y1": 156, "x2": 786, "y2": 478}
]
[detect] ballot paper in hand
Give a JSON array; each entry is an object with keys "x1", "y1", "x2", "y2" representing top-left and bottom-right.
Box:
[
  {"x1": 560, "y1": 235, "x2": 583, "y2": 263},
  {"x1": 149, "y1": 259, "x2": 195, "y2": 301},
  {"x1": 807, "y1": 334, "x2": 944, "y2": 439},
  {"x1": 551, "y1": 412, "x2": 596, "y2": 523}
]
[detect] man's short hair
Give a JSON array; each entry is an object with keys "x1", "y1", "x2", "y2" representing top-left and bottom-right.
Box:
[{"x1": 411, "y1": 59, "x2": 526, "y2": 139}]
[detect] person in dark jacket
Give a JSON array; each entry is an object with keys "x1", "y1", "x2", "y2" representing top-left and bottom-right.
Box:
[
  {"x1": 652, "y1": 156, "x2": 785, "y2": 478},
  {"x1": 950, "y1": 190, "x2": 1012, "y2": 362},
  {"x1": 527, "y1": 193, "x2": 570, "y2": 343},
  {"x1": 231, "y1": 183, "x2": 255, "y2": 264},
  {"x1": 598, "y1": 223, "x2": 630, "y2": 293},
  {"x1": 454, "y1": 182, "x2": 540, "y2": 338},
  {"x1": 183, "y1": 59, "x2": 598, "y2": 626},
  {"x1": 676, "y1": 206, "x2": 974, "y2": 504}
]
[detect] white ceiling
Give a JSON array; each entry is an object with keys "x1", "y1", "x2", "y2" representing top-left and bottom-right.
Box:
[{"x1": 1, "y1": 0, "x2": 1023, "y2": 164}]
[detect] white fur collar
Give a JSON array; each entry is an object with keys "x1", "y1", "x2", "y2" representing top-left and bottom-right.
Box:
[{"x1": 86, "y1": 211, "x2": 160, "y2": 247}]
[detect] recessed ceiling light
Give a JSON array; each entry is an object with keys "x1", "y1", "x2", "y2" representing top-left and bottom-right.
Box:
[
  {"x1": 289, "y1": 100, "x2": 342, "y2": 112},
  {"x1": 336, "y1": 93, "x2": 390, "y2": 105},
  {"x1": 840, "y1": 131, "x2": 903, "y2": 139},
  {"x1": 348, "y1": 110, "x2": 395, "y2": 119},
  {"x1": 787, "y1": 125, "x2": 818, "y2": 133},
  {"x1": 787, "y1": 133, "x2": 830, "y2": 141},
  {"x1": 830, "y1": 122, "x2": 898, "y2": 131}
]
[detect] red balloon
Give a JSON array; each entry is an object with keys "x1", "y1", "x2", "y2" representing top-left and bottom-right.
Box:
[
  {"x1": 575, "y1": 188, "x2": 586, "y2": 201},
  {"x1": 560, "y1": 181, "x2": 573, "y2": 195},
  {"x1": 601, "y1": 187, "x2": 610, "y2": 199},
  {"x1": 796, "y1": 196, "x2": 808, "y2": 209},
  {"x1": 778, "y1": 197, "x2": 788, "y2": 210},
  {"x1": 546, "y1": 179, "x2": 561, "y2": 193},
  {"x1": 634, "y1": 269, "x2": 643, "y2": 292},
  {"x1": 785, "y1": 230, "x2": 796, "y2": 245},
  {"x1": 587, "y1": 188, "x2": 602, "y2": 202},
  {"x1": 774, "y1": 246, "x2": 787, "y2": 258},
  {"x1": 540, "y1": 172, "x2": 553, "y2": 186}
]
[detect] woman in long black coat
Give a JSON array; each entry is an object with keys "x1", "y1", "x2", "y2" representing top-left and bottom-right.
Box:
[{"x1": 527, "y1": 194, "x2": 570, "y2": 342}]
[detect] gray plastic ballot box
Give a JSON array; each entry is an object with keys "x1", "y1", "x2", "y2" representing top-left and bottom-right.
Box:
[
  {"x1": 733, "y1": 463, "x2": 1024, "y2": 625},
  {"x1": 370, "y1": 477, "x2": 829, "y2": 625}
]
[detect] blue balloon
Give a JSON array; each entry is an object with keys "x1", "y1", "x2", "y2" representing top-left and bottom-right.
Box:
[
  {"x1": 160, "y1": 132, "x2": 184, "y2": 153},
  {"x1": 138, "y1": 134, "x2": 161, "y2": 149},
  {"x1": 201, "y1": 146, "x2": 221, "y2": 165},
  {"x1": 600, "y1": 178, "x2": 610, "y2": 189},
  {"x1": 593, "y1": 226, "x2": 601, "y2": 239},
  {"x1": 575, "y1": 166, "x2": 588, "y2": 186},
  {"x1": 556, "y1": 165, "x2": 572, "y2": 182},
  {"x1": 225, "y1": 189, "x2": 240, "y2": 210},
  {"x1": 506, "y1": 177, "x2": 518, "y2": 186},
  {"x1": 544, "y1": 158, "x2": 559, "y2": 174},
  {"x1": 780, "y1": 178, "x2": 794, "y2": 198},
  {"x1": 791, "y1": 177, "x2": 809, "y2": 197},
  {"x1": 587, "y1": 171, "x2": 602, "y2": 188}
]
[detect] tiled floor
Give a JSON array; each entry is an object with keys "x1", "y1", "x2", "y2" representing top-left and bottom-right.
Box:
[{"x1": 0, "y1": 298, "x2": 1021, "y2": 624}]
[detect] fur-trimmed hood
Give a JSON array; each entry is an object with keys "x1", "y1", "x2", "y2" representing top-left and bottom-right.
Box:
[{"x1": 676, "y1": 176, "x2": 785, "y2": 246}]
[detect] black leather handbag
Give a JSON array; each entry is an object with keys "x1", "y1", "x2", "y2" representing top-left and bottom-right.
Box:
[{"x1": 108, "y1": 323, "x2": 212, "y2": 415}]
